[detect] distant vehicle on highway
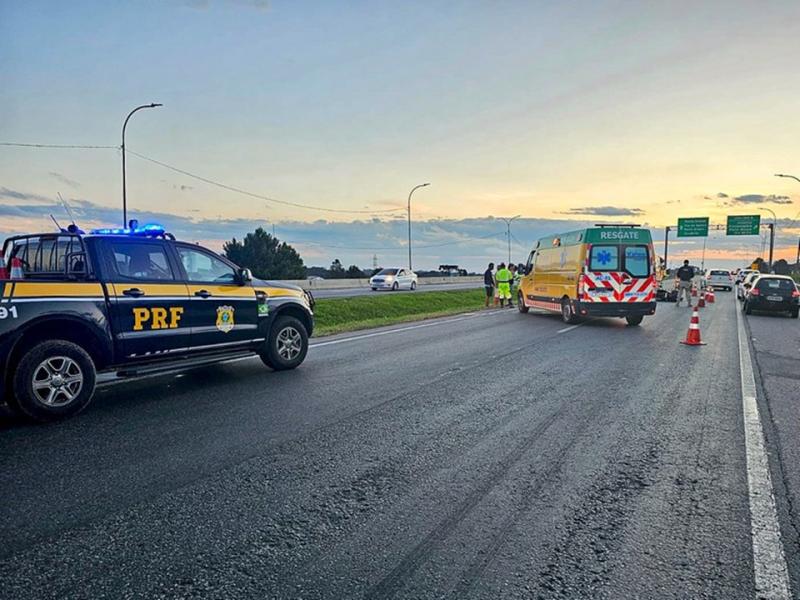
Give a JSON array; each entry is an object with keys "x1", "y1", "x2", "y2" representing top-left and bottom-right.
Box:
[
  {"x1": 736, "y1": 268, "x2": 758, "y2": 284},
  {"x1": 307, "y1": 276, "x2": 325, "y2": 282},
  {"x1": 0, "y1": 223, "x2": 315, "y2": 421},
  {"x1": 518, "y1": 224, "x2": 656, "y2": 326},
  {"x1": 742, "y1": 275, "x2": 799, "y2": 318},
  {"x1": 706, "y1": 269, "x2": 734, "y2": 291},
  {"x1": 370, "y1": 268, "x2": 417, "y2": 291},
  {"x1": 738, "y1": 271, "x2": 761, "y2": 301}
]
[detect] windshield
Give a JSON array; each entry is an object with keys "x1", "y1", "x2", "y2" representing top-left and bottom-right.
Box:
[
  {"x1": 710, "y1": 270, "x2": 729, "y2": 276},
  {"x1": 376, "y1": 269, "x2": 398, "y2": 276}
]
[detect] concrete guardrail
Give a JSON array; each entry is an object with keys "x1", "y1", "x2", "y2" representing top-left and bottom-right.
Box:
[{"x1": 280, "y1": 276, "x2": 483, "y2": 290}]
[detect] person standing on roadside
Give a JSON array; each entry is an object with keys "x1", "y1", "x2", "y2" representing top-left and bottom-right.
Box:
[
  {"x1": 675, "y1": 259, "x2": 694, "y2": 307},
  {"x1": 495, "y1": 262, "x2": 512, "y2": 308},
  {"x1": 483, "y1": 262, "x2": 495, "y2": 308},
  {"x1": 508, "y1": 264, "x2": 519, "y2": 307}
]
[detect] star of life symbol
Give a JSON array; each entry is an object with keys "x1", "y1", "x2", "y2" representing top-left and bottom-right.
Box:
[{"x1": 597, "y1": 250, "x2": 613, "y2": 266}]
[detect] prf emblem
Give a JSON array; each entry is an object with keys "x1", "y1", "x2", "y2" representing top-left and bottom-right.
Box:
[
  {"x1": 216, "y1": 305, "x2": 235, "y2": 333},
  {"x1": 132, "y1": 307, "x2": 184, "y2": 331}
]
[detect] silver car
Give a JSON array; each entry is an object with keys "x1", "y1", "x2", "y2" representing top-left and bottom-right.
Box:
[{"x1": 370, "y1": 267, "x2": 418, "y2": 291}]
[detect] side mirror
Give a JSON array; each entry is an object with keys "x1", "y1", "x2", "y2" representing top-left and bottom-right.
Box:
[{"x1": 237, "y1": 267, "x2": 253, "y2": 284}]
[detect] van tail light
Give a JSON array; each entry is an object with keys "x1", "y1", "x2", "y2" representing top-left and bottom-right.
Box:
[
  {"x1": 792, "y1": 289, "x2": 800, "y2": 298},
  {"x1": 750, "y1": 288, "x2": 760, "y2": 296}
]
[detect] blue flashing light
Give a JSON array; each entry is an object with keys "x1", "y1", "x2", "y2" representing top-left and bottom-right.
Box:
[{"x1": 90, "y1": 223, "x2": 166, "y2": 237}]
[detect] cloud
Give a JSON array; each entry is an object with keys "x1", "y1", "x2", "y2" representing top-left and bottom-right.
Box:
[
  {"x1": 717, "y1": 192, "x2": 729, "y2": 198},
  {"x1": 560, "y1": 206, "x2": 645, "y2": 216},
  {"x1": 48, "y1": 172, "x2": 80, "y2": 189},
  {"x1": 732, "y1": 194, "x2": 793, "y2": 205},
  {"x1": 0, "y1": 186, "x2": 52, "y2": 203}
]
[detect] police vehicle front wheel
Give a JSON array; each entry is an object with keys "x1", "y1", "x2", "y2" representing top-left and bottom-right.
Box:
[
  {"x1": 12, "y1": 340, "x2": 97, "y2": 422},
  {"x1": 261, "y1": 316, "x2": 309, "y2": 370}
]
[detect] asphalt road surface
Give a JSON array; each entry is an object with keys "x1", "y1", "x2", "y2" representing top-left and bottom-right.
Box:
[
  {"x1": 309, "y1": 280, "x2": 479, "y2": 298},
  {"x1": 1, "y1": 292, "x2": 798, "y2": 599}
]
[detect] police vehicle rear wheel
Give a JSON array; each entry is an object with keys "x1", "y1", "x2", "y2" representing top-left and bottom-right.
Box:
[
  {"x1": 261, "y1": 316, "x2": 308, "y2": 371},
  {"x1": 13, "y1": 340, "x2": 96, "y2": 422},
  {"x1": 625, "y1": 315, "x2": 643, "y2": 326}
]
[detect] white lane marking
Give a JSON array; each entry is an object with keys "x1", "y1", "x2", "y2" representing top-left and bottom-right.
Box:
[
  {"x1": 736, "y1": 301, "x2": 792, "y2": 599},
  {"x1": 557, "y1": 323, "x2": 584, "y2": 334}
]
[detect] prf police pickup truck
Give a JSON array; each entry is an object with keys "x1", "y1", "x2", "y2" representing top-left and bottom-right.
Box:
[{"x1": 0, "y1": 224, "x2": 314, "y2": 422}]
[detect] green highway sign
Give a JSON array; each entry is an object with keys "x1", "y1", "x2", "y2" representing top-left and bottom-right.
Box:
[
  {"x1": 677, "y1": 217, "x2": 709, "y2": 238},
  {"x1": 726, "y1": 214, "x2": 760, "y2": 236}
]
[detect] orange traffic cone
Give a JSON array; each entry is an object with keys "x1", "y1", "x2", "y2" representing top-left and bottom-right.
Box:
[
  {"x1": 0, "y1": 250, "x2": 7, "y2": 280},
  {"x1": 681, "y1": 308, "x2": 706, "y2": 346},
  {"x1": 697, "y1": 292, "x2": 706, "y2": 309},
  {"x1": 9, "y1": 257, "x2": 24, "y2": 280},
  {"x1": 706, "y1": 289, "x2": 715, "y2": 304},
  {"x1": 691, "y1": 286, "x2": 698, "y2": 297}
]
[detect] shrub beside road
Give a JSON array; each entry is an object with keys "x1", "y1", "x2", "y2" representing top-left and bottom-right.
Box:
[{"x1": 313, "y1": 288, "x2": 485, "y2": 335}]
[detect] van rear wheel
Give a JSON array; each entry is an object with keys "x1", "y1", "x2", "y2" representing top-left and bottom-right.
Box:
[
  {"x1": 561, "y1": 299, "x2": 578, "y2": 324},
  {"x1": 625, "y1": 315, "x2": 643, "y2": 326}
]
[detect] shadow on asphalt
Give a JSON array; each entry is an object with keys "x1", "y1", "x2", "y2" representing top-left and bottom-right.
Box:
[{"x1": 0, "y1": 359, "x2": 291, "y2": 431}]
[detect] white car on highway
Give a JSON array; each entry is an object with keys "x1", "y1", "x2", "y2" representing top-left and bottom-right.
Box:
[
  {"x1": 370, "y1": 267, "x2": 418, "y2": 291},
  {"x1": 738, "y1": 271, "x2": 761, "y2": 300},
  {"x1": 706, "y1": 269, "x2": 734, "y2": 291}
]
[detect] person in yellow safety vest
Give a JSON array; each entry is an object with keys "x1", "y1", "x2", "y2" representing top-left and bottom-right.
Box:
[{"x1": 495, "y1": 262, "x2": 512, "y2": 308}]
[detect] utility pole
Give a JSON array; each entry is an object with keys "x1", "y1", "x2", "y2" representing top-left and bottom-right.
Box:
[
  {"x1": 121, "y1": 103, "x2": 162, "y2": 226},
  {"x1": 759, "y1": 207, "x2": 777, "y2": 272},
  {"x1": 664, "y1": 225, "x2": 671, "y2": 268},
  {"x1": 499, "y1": 215, "x2": 522, "y2": 265},
  {"x1": 407, "y1": 183, "x2": 430, "y2": 270}
]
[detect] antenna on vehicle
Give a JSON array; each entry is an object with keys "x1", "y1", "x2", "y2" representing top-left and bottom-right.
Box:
[
  {"x1": 57, "y1": 192, "x2": 76, "y2": 226},
  {"x1": 57, "y1": 193, "x2": 85, "y2": 234},
  {"x1": 49, "y1": 214, "x2": 67, "y2": 233}
]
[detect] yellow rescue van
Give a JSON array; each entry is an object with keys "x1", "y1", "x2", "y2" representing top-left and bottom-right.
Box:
[{"x1": 518, "y1": 224, "x2": 657, "y2": 326}]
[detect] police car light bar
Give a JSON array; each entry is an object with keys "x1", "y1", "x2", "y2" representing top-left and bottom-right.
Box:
[{"x1": 90, "y1": 223, "x2": 166, "y2": 237}]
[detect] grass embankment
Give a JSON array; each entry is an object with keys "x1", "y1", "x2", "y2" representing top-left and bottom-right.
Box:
[{"x1": 313, "y1": 288, "x2": 485, "y2": 336}]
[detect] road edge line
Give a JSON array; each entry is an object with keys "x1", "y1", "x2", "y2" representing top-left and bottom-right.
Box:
[{"x1": 736, "y1": 301, "x2": 792, "y2": 599}]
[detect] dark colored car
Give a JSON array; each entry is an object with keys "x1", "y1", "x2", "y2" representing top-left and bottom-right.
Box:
[
  {"x1": 0, "y1": 225, "x2": 315, "y2": 421},
  {"x1": 742, "y1": 275, "x2": 799, "y2": 318}
]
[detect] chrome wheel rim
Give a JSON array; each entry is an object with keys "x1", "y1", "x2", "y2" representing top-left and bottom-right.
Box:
[
  {"x1": 32, "y1": 356, "x2": 83, "y2": 407},
  {"x1": 277, "y1": 326, "x2": 302, "y2": 361}
]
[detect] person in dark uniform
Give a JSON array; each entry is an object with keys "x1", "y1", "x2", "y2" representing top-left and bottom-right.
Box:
[
  {"x1": 484, "y1": 262, "x2": 495, "y2": 308},
  {"x1": 675, "y1": 259, "x2": 694, "y2": 307}
]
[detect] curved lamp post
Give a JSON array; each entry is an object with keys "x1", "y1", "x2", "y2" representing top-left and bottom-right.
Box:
[
  {"x1": 407, "y1": 183, "x2": 430, "y2": 270},
  {"x1": 122, "y1": 103, "x2": 162, "y2": 226},
  {"x1": 499, "y1": 215, "x2": 522, "y2": 265}
]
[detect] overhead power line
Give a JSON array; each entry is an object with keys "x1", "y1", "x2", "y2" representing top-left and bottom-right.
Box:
[
  {"x1": 0, "y1": 141, "x2": 119, "y2": 149},
  {"x1": 125, "y1": 148, "x2": 406, "y2": 215}
]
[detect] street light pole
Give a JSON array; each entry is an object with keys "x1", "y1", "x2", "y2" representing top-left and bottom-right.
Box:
[
  {"x1": 759, "y1": 207, "x2": 777, "y2": 272},
  {"x1": 775, "y1": 174, "x2": 800, "y2": 269},
  {"x1": 664, "y1": 225, "x2": 671, "y2": 269},
  {"x1": 499, "y1": 215, "x2": 522, "y2": 265},
  {"x1": 122, "y1": 103, "x2": 162, "y2": 226},
  {"x1": 407, "y1": 183, "x2": 430, "y2": 270}
]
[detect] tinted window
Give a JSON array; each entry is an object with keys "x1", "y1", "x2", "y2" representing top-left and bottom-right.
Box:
[
  {"x1": 178, "y1": 246, "x2": 236, "y2": 283},
  {"x1": 589, "y1": 245, "x2": 619, "y2": 271},
  {"x1": 110, "y1": 242, "x2": 174, "y2": 281},
  {"x1": 757, "y1": 278, "x2": 795, "y2": 291},
  {"x1": 624, "y1": 246, "x2": 649, "y2": 277}
]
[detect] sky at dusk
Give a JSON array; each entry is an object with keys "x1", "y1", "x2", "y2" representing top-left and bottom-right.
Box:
[{"x1": 1, "y1": 0, "x2": 799, "y2": 271}]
